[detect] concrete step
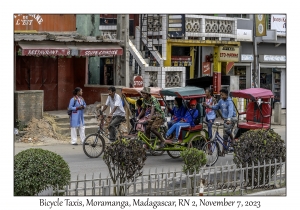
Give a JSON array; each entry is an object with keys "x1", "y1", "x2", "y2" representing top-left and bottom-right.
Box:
[
  {"x1": 56, "y1": 125, "x2": 99, "y2": 136},
  {"x1": 56, "y1": 121, "x2": 97, "y2": 129},
  {"x1": 53, "y1": 115, "x2": 96, "y2": 123}
]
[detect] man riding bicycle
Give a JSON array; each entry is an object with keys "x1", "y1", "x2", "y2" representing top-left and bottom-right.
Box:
[
  {"x1": 202, "y1": 88, "x2": 237, "y2": 145},
  {"x1": 137, "y1": 87, "x2": 165, "y2": 148},
  {"x1": 100, "y1": 86, "x2": 126, "y2": 142}
]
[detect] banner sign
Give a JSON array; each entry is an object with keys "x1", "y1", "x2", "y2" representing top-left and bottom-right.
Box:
[
  {"x1": 271, "y1": 15, "x2": 286, "y2": 36},
  {"x1": 255, "y1": 15, "x2": 267, "y2": 36}
]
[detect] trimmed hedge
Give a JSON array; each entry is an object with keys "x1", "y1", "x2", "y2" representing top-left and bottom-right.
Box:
[{"x1": 14, "y1": 148, "x2": 70, "y2": 196}]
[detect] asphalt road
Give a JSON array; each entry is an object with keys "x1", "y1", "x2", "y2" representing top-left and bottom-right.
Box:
[{"x1": 14, "y1": 124, "x2": 286, "y2": 180}]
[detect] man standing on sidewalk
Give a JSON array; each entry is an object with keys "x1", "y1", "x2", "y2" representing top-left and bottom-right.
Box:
[{"x1": 101, "y1": 86, "x2": 126, "y2": 142}]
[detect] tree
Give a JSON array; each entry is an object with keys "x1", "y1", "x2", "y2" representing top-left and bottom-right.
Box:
[{"x1": 103, "y1": 139, "x2": 147, "y2": 195}]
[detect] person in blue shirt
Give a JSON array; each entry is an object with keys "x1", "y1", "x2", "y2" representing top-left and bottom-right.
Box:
[
  {"x1": 165, "y1": 99, "x2": 198, "y2": 144},
  {"x1": 167, "y1": 97, "x2": 187, "y2": 129},
  {"x1": 203, "y1": 88, "x2": 217, "y2": 140},
  {"x1": 203, "y1": 88, "x2": 237, "y2": 145}
]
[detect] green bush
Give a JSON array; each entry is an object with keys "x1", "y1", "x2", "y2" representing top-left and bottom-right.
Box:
[
  {"x1": 180, "y1": 148, "x2": 207, "y2": 194},
  {"x1": 233, "y1": 129, "x2": 286, "y2": 186},
  {"x1": 103, "y1": 138, "x2": 147, "y2": 195},
  {"x1": 181, "y1": 148, "x2": 207, "y2": 175},
  {"x1": 14, "y1": 148, "x2": 71, "y2": 196},
  {"x1": 15, "y1": 119, "x2": 26, "y2": 131}
]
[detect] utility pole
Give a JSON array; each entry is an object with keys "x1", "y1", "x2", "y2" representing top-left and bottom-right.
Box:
[
  {"x1": 252, "y1": 15, "x2": 259, "y2": 88},
  {"x1": 116, "y1": 14, "x2": 130, "y2": 87}
]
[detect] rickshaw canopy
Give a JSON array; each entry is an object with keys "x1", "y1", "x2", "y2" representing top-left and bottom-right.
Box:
[
  {"x1": 230, "y1": 88, "x2": 274, "y2": 100},
  {"x1": 121, "y1": 87, "x2": 162, "y2": 98},
  {"x1": 160, "y1": 86, "x2": 206, "y2": 99}
]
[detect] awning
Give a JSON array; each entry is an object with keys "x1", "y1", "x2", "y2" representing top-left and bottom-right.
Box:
[
  {"x1": 76, "y1": 44, "x2": 123, "y2": 57},
  {"x1": 18, "y1": 42, "x2": 71, "y2": 56}
]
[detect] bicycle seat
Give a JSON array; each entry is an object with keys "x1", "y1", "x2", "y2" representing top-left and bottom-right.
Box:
[{"x1": 215, "y1": 122, "x2": 221, "y2": 126}]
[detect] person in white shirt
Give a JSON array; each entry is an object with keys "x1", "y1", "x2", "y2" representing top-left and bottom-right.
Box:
[{"x1": 100, "y1": 86, "x2": 126, "y2": 142}]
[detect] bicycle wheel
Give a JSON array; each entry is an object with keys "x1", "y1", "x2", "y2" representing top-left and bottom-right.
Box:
[
  {"x1": 83, "y1": 133, "x2": 105, "y2": 158},
  {"x1": 202, "y1": 141, "x2": 219, "y2": 167},
  {"x1": 167, "y1": 151, "x2": 181, "y2": 159},
  {"x1": 149, "y1": 149, "x2": 165, "y2": 156},
  {"x1": 188, "y1": 134, "x2": 207, "y2": 150}
]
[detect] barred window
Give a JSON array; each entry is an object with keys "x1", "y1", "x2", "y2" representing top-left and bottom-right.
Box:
[{"x1": 226, "y1": 14, "x2": 248, "y2": 18}]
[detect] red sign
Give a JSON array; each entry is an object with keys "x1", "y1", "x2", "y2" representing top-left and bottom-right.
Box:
[
  {"x1": 79, "y1": 49, "x2": 123, "y2": 56},
  {"x1": 202, "y1": 62, "x2": 211, "y2": 76},
  {"x1": 22, "y1": 49, "x2": 71, "y2": 56},
  {"x1": 133, "y1": 76, "x2": 143, "y2": 88},
  {"x1": 226, "y1": 62, "x2": 234, "y2": 74},
  {"x1": 213, "y1": 72, "x2": 221, "y2": 94},
  {"x1": 171, "y1": 56, "x2": 192, "y2": 61}
]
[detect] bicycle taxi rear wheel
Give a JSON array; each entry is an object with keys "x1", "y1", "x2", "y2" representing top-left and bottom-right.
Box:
[
  {"x1": 188, "y1": 134, "x2": 207, "y2": 150},
  {"x1": 202, "y1": 141, "x2": 219, "y2": 166},
  {"x1": 149, "y1": 149, "x2": 165, "y2": 156},
  {"x1": 167, "y1": 151, "x2": 181, "y2": 159},
  {"x1": 83, "y1": 133, "x2": 105, "y2": 158}
]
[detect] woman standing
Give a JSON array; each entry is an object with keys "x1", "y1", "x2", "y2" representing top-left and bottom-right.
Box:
[
  {"x1": 69, "y1": 87, "x2": 87, "y2": 145},
  {"x1": 204, "y1": 88, "x2": 216, "y2": 140}
]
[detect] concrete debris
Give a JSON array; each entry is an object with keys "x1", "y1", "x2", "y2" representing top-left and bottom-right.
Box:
[
  {"x1": 17, "y1": 113, "x2": 68, "y2": 143},
  {"x1": 84, "y1": 101, "x2": 102, "y2": 116}
]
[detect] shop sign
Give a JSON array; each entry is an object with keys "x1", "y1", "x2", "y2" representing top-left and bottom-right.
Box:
[
  {"x1": 202, "y1": 62, "x2": 211, "y2": 76},
  {"x1": 14, "y1": 14, "x2": 43, "y2": 26},
  {"x1": 262, "y1": 55, "x2": 286, "y2": 62},
  {"x1": 213, "y1": 72, "x2": 221, "y2": 94},
  {"x1": 133, "y1": 76, "x2": 143, "y2": 88},
  {"x1": 168, "y1": 15, "x2": 185, "y2": 38},
  {"x1": 271, "y1": 15, "x2": 286, "y2": 37},
  {"x1": 218, "y1": 46, "x2": 240, "y2": 62},
  {"x1": 237, "y1": 29, "x2": 252, "y2": 42},
  {"x1": 241, "y1": 54, "x2": 254, "y2": 61},
  {"x1": 22, "y1": 49, "x2": 70, "y2": 56},
  {"x1": 80, "y1": 49, "x2": 122, "y2": 56}
]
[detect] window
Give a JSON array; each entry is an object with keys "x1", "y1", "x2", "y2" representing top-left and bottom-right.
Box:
[
  {"x1": 88, "y1": 57, "x2": 115, "y2": 85},
  {"x1": 226, "y1": 14, "x2": 248, "y2": 18}
]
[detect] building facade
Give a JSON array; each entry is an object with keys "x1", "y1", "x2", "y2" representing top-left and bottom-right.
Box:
[{"x1": 14, "y1": 14, "x2": 124, "y2": 111}]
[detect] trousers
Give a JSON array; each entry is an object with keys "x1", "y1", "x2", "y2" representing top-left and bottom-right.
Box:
[
  {"x1": 108, "y1": 115, "x2": 125, "y2": 141},
  {"x1": 71, "y1": 126, "x2": 85, "y2": 144},
  {"x1": 166, "y1": 122, "x2": 190, "y2": 139}
]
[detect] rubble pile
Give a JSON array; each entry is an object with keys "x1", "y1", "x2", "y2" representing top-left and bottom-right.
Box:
[
  {"x1": 84, "y1": 101, "x2": 102, "y2": 116},
  {"x1": 17, "y1": 113, "x2": 68, "y2": 143}
]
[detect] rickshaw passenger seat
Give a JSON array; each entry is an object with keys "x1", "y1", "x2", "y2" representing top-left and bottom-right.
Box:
[
  {"x1": 258, "y1": 103, "x2": 271, "y2": 124},
  {"x1": 238, "y1": 101, "x2": 271, "y2": 130}
]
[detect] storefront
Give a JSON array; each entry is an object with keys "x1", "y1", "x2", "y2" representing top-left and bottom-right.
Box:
[
  {"x1": 15, "y1": 40, "x2": 123, "y2": 111},
  {"x1": 233, "y1": 54, "x2": 253, "y2": 90},
  {"x1": 259, "y1": 55, "x2": 286, "y2": 108}
]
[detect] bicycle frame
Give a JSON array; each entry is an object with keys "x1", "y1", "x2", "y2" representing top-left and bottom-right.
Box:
[{"x1": 212, "y1": 128, "x2": 232, "y2": 152}]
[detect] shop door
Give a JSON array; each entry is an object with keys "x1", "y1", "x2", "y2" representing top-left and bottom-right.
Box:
[{"x1": 16, "y1": 56, "x2": 58, "y2": 111}]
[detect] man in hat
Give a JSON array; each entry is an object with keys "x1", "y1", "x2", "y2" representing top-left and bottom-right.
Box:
[
  {"x1": 137, "y1": 87, "x2": 165, "y2": 148},
  {"x1": 100, "y1": 86, "x2": 126, "y2": 142}
]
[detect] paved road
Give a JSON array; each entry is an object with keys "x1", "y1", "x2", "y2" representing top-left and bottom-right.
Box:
[{"x1": 14, "y1": 124, "x2": 286, "y2": 180}]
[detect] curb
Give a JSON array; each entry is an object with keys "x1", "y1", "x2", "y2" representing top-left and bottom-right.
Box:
[{"x1": 246, "y1": 188, "x2": 286, "y2": 196}]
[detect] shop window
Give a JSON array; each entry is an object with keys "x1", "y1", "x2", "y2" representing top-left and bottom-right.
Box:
[{"x1": 88, "y1": 57, "x2": 115, "y2": 85}]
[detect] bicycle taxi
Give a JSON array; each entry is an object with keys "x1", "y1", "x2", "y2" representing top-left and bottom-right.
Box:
[
  {"x1": 230, "y1": 88, "x2": 274, "y2": 139},
  {"x1": 202, "y1": 87, "x2": 274, "y2": 166},
  {"x1": 128, "y1": 86, "x2": 209, "y2": 159},
  {"x1": 121, "y1": 87, "x2": 167, "y2": 156}
]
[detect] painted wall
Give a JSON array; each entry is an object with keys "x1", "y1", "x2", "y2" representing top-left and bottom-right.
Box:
[{"x1": 76, "y1": 14, "x2": 100, "y2": 36}]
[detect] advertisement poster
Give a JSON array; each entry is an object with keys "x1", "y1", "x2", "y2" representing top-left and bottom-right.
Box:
[{"x1": 271, "y1": 14, "x2": 286, "y2": 36}]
